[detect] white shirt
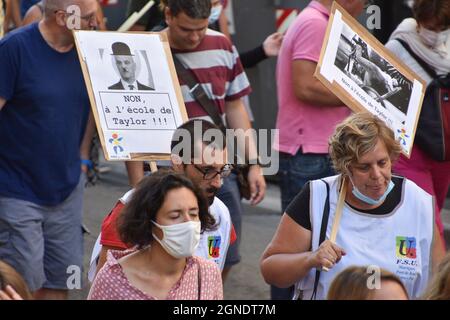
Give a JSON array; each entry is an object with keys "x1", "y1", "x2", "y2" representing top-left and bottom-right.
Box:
[
  {"x1": 294, "y1": 175, "x2": 434, "y2": 300},
  {"x1": 120, "y1": 79, "x2": 138, "y2": 90}
]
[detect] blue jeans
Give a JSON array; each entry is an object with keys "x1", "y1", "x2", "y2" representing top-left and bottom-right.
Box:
[{"x1": 271, "y1": 150, "x2": 335, "y2": 300}]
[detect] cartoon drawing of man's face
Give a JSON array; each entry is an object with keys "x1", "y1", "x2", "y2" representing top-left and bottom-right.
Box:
[
  {"x1": 114, "y1": 55, "x2": 137, "y2": 83},
  {"x1": 108, "y1": 41, "x2": 154, "y2": 91}
]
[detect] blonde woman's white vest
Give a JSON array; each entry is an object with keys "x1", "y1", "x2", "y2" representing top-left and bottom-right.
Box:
[{"x1": 294, "y1": 175, "x2": 434, "y2": 300}]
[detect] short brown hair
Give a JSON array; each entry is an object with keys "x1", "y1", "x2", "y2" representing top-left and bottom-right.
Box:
[
  {"x1": 327, "y1": 265, "x2": 409, "y2": 300},
  {"x1": 329, "y1": 112, "x2": 402, "y2": 175},
  {"x1": 0, "y1": 260, "x2": 33, "y2": 300},
  {"x1": 413, "y1": 0, "x2": 450, "y2": 29},
  {"x1": 422, "y1": 252, "x2": 450, "y2": 300},
  {"x1": 117, "y1": 170, "x2": 216, "y2": 249},
  {"x1": 166, "y1": 0, "x2": 211, "y2": 19}
]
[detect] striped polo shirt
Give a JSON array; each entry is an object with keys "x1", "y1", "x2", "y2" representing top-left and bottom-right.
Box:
[{"x1": 172, "y1": 29, "x2": 252, "y2": 120}]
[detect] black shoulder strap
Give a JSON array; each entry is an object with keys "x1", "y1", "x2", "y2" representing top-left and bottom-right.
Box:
[
  {"x1": 310, "y1": 179, "x2": 330, "y2": 300},
  {"x1": 395, "y1": 39, "x2": 438, "y2": 78},
  {"x1": 172, "y1": 54, "x2": 227, "y2": 133}
]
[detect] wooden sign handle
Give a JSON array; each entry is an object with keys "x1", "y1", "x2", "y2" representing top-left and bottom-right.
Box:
[
  {"x1": 149, "y1": 161, "x2": 158, "y2": 173},
  {"x1": 322, "y1": 176, "x2": 347, "y2": 272}
]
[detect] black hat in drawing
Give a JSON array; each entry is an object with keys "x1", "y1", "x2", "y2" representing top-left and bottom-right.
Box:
[{"x1": 111, "y1": 42, "x2": 134, "y2": 56}]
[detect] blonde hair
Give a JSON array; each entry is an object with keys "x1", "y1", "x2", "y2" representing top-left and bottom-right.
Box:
[
  {"x1": 422, "y1": 253, "x2": 450, "y2": 300},
  {"x1": 0, "y1": 260, "x2": 33, "y2": 300},
  {"x1": 329, "y1": 112, "x2": 402, "y2": 175},
  {"x1": 327, "y1": 265, "x2": 409, "y2": 300}
]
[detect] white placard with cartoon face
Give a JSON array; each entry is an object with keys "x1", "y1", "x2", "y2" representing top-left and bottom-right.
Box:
[{"x1": 74, "y1": 31, "x2": 187, "y2": 160}]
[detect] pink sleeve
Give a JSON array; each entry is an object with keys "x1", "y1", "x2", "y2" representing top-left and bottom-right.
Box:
[
  {"x1": 87, "y1": 268, "x2": 115, "y2": 300},
  {"x1": 292, "y1": 17, "x2": 328, "y2": 63},
  {"x1": 214, "y1": 267, "x2": 224, "y2": 300}
]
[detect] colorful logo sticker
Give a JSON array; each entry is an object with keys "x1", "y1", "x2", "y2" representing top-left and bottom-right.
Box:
[
  {"x1": 396, "y1": 236, "x2": 417, "y2": 259},
  {"x1": 207, "y1": 236, "x2": 221, "y2": 258},
  {"x1": 109, "y1": 133, "x2": 124, "y2": 154},
  {"x1": 397, "y1": 128, "x2": 409, "y2": 146}
]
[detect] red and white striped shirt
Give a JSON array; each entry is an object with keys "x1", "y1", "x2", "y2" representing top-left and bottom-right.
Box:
[{"x1": 172, "y1": 29, "x2": 251, "y2": 120}]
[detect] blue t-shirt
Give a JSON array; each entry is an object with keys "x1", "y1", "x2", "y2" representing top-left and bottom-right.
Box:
[{"x1": 0, "y1": 23, "x2": 90, "y2": 205}]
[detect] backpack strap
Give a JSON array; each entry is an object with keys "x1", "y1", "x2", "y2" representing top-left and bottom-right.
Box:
[
  {"x1": 310, "y1": 179, "x2": 331, "y2": 300},
  {"x1": 171, "y1": 54, "x2": 227, "y2": 133},
  {"x1": 395, "y1": 39, "x2": 438, "y2": 78}
]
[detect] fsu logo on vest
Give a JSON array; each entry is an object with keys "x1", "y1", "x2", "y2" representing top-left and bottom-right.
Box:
[
  {"x1": 207, "y1": 236, "x2": 221, "y2": 258},
  {"x1": 396, "y1": 236, "x2": 417, "y2": 259}
]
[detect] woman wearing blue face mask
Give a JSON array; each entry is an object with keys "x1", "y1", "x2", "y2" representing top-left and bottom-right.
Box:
[
  {"x1": 88, "y1": 171, "x2": 222, "y2": 300},
  {"x1": 260, "y1": 112, "x2": 445, "y2": 300},
  {"x1": 385, "y1": 0, "x2": 450, "y2": 242}
]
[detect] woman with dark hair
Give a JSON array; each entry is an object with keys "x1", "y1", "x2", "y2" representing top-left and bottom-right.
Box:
[
  {"x1": 386, "y1": 0, "x2": 450, "y2": 242},
  {"x1": 88, "y1": 171, "x2": 222, "y2": 300}
]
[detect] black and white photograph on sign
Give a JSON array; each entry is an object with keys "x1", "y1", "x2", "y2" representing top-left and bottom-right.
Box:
[
  {"x1": 316, "y1": 4, "x2": 426, "y2": 157},
  {"x1": 334, "y1": 25, "x2": 413, "y2": 122},
  {"x1": 74, "y1": 31, "x2": 187, "y2": 160}
]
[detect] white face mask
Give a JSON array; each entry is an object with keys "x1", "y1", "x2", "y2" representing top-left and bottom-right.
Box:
[
  {"x1": 152, "y1": 220, "x2": 201, "y2": 259},
  {"x1": 208, "y1": 4, "x2": 223, "y2": 24},
  {"x1": 418, "y1": 27, "x2": 450, "y2": 56}
]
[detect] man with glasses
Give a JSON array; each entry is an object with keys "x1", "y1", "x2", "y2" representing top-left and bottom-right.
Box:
[
  {"x1": 0, "y1": 0, "x2": 97, "y2": 299},
  {"x1": 89, "y1": 119, "x2": 236, "y2": 281},
  {"x1": 125, "y1": 0, "x2": 266, "y2": 284}
]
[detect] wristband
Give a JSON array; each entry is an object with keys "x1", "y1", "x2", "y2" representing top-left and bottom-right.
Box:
[{"x1": 81, "y1": 159, "x2": 93, "y2": 170}]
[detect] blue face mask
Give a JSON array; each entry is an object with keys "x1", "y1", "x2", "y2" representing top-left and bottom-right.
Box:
[
  {"x1": 208, "y1": 5, "x2": 223, "y2": 24},
  {"x1": 351, "y1": 179, "x2": 395, "y2": 206}
]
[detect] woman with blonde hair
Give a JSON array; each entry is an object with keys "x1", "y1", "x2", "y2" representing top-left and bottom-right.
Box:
[
  {"x1": 260, "y1": 112, "x2": 444, "y2": 300},
  {"x1": 327, "y1": 265, "x2": 409, "y2": 300},
  {"x1": 0, "y1": 260, "x2": 33, "y2": 300},
  {"x1": 422, "y1": 252, "x2": 450, "y2": 300}
]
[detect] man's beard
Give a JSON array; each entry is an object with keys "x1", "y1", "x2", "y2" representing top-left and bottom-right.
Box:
[{"x1": 206, "y1": 187, "x2": 219, "y2": 205}]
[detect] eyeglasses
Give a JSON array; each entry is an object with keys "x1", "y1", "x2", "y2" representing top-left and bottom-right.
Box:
[
  {"x1": 55, "y1": 10, "x2": 97, "y2": 23},
  {"x1": 193, "y1": 164, "x2": 233, "y2": 180}
]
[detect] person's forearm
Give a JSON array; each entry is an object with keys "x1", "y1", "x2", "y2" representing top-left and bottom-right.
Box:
[
  {"x1": 218, "y1": 11, "x2": 230, "y2": 40},
  {"x1": 431, "y1": 224, "x2": 445, "y2": 274},
  {"x1": 293, "y1": 60, "x2": 343, "y2": 107},
  {"x1": 240, "y1": 45, "x2": 267, "y2": 69},
  {"x1": 261, "y1": 251, "x2": 315, "y2": 288},
  {"x1": 11, "y1": 0, "x2": 22, "y2": 27},
  {"x1": 225, "y1": 99, "x2": 259, "y2": 162},
  {"x1": 125, "y1": 161, "x2": 144, "y2": 187},
  {"x1": 80, "y1": 112, "x2": 95, "y2": 160}
]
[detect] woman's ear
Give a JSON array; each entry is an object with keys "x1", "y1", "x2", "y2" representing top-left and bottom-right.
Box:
[{"x1": 152, "y1": 222, "x2": 163, "y2": 241}]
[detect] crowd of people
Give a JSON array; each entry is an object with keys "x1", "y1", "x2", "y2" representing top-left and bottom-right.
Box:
[{"x1": 0, "y1": 0, "x2": 449, "y2": 301}]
